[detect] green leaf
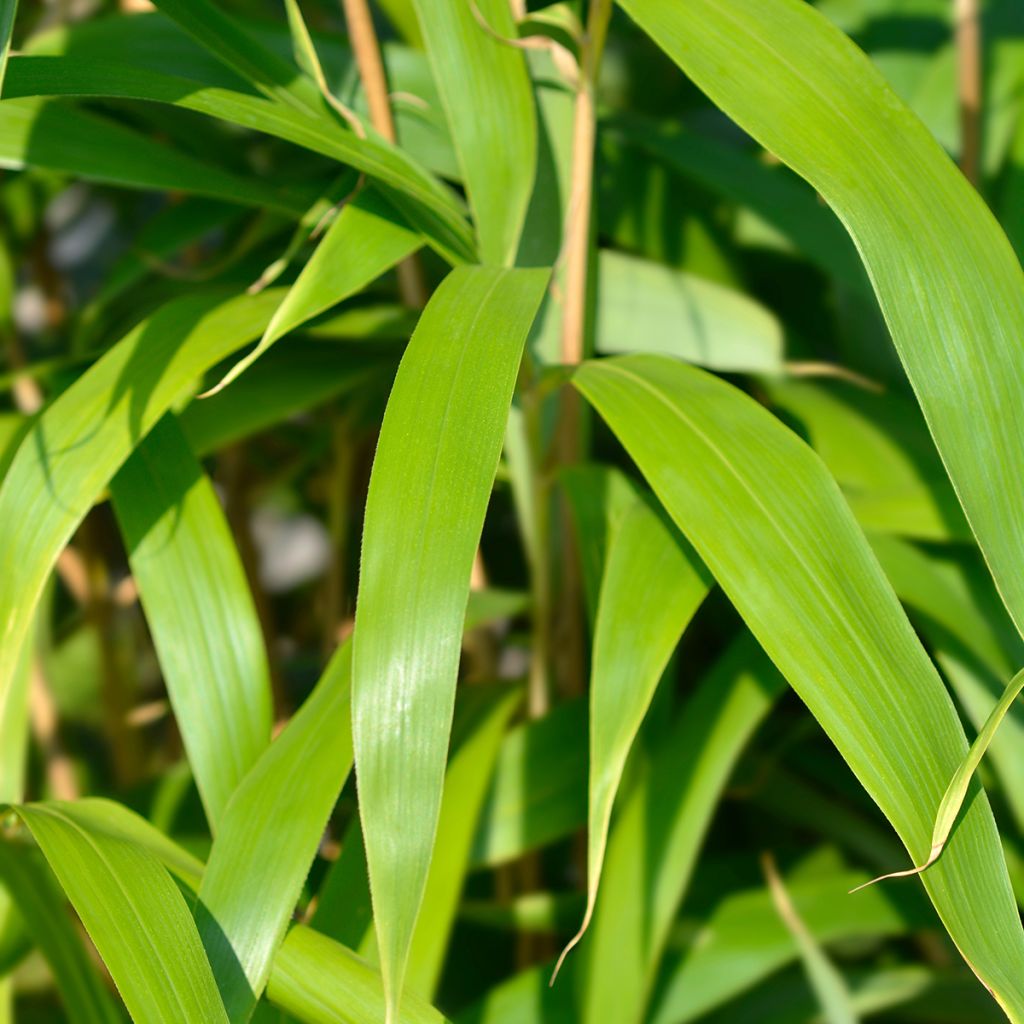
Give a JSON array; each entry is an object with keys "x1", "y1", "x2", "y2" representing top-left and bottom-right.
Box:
[
  {"x1": 580, "y1": 635, "x2": 784, "y2": 1024},
  {"x1": 470, "y1": 696, "x2": 587, "y2": 868},
  {"x1": 596, "y1": 249, "x2": 784, "y2": 373},
  {"x1": 0, "y1": 0, "x2": 16, "y2": 95},
  {"x1": 110, "y1": 416, "x2": 273, "y2": 829},
  {"x1": 574, "y1": 354, "x2": 1024, "y2": 1016},
  {"x1": 148, "y1": 0, "x2": 322, "y2": 113},
  {"x1": 3, "y1": 56, "x2": 475, "y2": 263},
  {"x1": 266, "y1": 927, "x2": 449, "y2": 1024},
  {"x1": 650, "y1": 865, "x2": 931, "y2": 1024},
  {"x1": 407, "y1": 685, "x2": 523, "y2": 997},
  {"x1": 555, "y1": 496, "x2": 712, "y2": 973},
  {"x1": 762, "y1": 854, "x2": 859, "y2": 1024},
  {"x1": 767, "y1": 380, "x2": 969, "y2": 542},
  {"x1": 8, "y1": 801, "x2": 229, "y2": 1024},
  {"x1": 0, "y1": 289, "x2": 281, "y2": 744},
  {"x1": 197, "y1": 641, "x2": 353, "y2": 1022},
  {"x1": 0, "y1": 96, "x2": 301, "y2": 213},
  {"x1": 0, "y1": 842, "x2": 121, "y2": 1024},
  {"x1": 205, "y1": 188, "x2": 420, "y2": 394},
  {"x1": 616, "y1": 0, "x2": 1024, "y2": 641},
  {"x1": 410, "y1": 0, "x2": 536, "y2": 264},
  {"x1": 854, "y1": 667, "x2": 1024, "y2": 891},
  {"x1": 352, "y1": 265, "x2": 548, "y2": 1023}
]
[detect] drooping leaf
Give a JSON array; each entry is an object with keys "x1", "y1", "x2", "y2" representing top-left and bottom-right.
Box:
[
  {"x1": 580, "y1": 634, "x2": 784, "y2": 1024},
  {"x1": 352, "y1": 265, "x2": 547, "y2": 1022},
  {"x1": 0, "y1": 841, "x2": 122, "y2": 1024},
  {"x1": 206, "y1": 188, "x2": 420, "y2": 394},
  {"x1": 110, "y1": 416, "x2": 273, "y2": 829},
  {"x1": 0, "y1": 0, "x2": 16, "y2": 95},
  {"x1": 574, "y1": 353, "x2": 1024, "y2": 1014},
  {"x1": 0, "y1": 289, "x2": 283, "y2": 747},
  {"x1": 3, "y1": 56, "x2": 475, "y2": 263},
  {"x1": 197, "y1": 641, "x2": 353, "y2": 1022},
  {"x1": 0, "y1": 96, "x2": 302, "y2": 213},
  {"x1": 556, "y1": 496, "x2": 712, "y2": 973},
  {"x1": 616, "y1": 0, "x2": 1024, "y2": 642},
  {"x1": 8, "y1": 801, "x2": 229, "y2": 1024}
]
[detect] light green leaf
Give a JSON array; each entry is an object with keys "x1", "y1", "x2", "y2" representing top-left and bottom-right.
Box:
[
  {"x1": 574, "y1": 354, "x2": 1024, "y2": 1016},
  {"x1": 556, "y1": 497, "x2": 712, "y2": 973},
  {"x1": 198, "y1": 641, "x2": 353, "y2": 1022},
  {"x1": 410, "y1": 0, "x2": 536, "y2": 263},
  {"x1": 267, "y1": 927, "x2": 449, "y2": 1024},
  {"x1": 470, "y1": 696, "x2": 587, "y2": 868},
  {"x1": 596, "y1": 249, "x2": 784, "y2": 373},
  {"x1": 580, "y1": 635, "x2": 784, "y2": 1024},
  {"x1": 206, "y1": 188, "x2": 420, "y2": 394},
  {"x1": 768, "y1": 380, "x2": 969, "y2": 542},
  {"x1": 0, "y1": 842, "x2": 121, "y2": 1024},
  {"x1": 762, "y1": 854, "x2": 859, "y2": 1024},
  {"x1": 148, "y1": 0, "x2": 322, "y2": 113},
  {"x1": 616, "y1": 0, "x2": 1024, "y2": 641},
  {"x1": 0, "y1": 0, "x2": 15, "y2": 95},
  {"x1": 8, "y1": 801, "x2": 229, "y2": 1024},
  {"x1": 651, "y1": 865, "x2": 931, "y2": 1024},
  {"x1": 110, "y1": 416, "x2": 273, "y2": 829},
  {"x1": 854, "y1": 667, "x2": 1024, "y2": 891},
  {"x1": 352, "y1": 265, "x2": 548, "y2": 1023},
  {"x1": 0, "y1": 289, "x2": 282, "y2": 754}
]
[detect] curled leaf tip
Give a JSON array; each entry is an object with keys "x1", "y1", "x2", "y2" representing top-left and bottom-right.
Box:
[
  {"x1": 848, "y1": 842, "x2": 943, "y2": 894},
  {"x1": 549, "y1": 910, "x2": 591, "y2": 987}
]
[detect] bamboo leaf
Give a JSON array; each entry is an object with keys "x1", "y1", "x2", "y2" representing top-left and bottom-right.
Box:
[
  {"x1": 762, "y1": 853, "x2": 859, "y2": 1024},
  {"x1": 7, "y1": 801, "x2": 229, "y2": 1024},
  {"x1": 555, "y1": 496, "x2": 712, "y2": 974},
  {"x1": 616, "y1": 0, "x2": 1024, "y2": 640},
  {"x1": 853, "y1": 667, "x2": 1024, "y2": 892},
  {"x1": 110, "y1": 416, "x2": 273, "y2": 830},
  {"x1": 3, "y1": 56, "x2": 475, "y2": 262},
  {"x1": 205, "y1": 188, "x2": 420, "y2": 394},
  {"x1": 0, "y1": 96, "x2": 301, "y2": 213},
  {"x1": 0, "y1": 0, "x2": 15, "y2": 95},
  {"x1": 574, "y1": 353, "x2": 1024, "y2": 1016},
  {"x1": 197, "y1": 641, "x2": 353, "y2": 1022},
  {"x1": 267, "y1": 927, "x2": 449, "y2": 1024},
  {"x1": 0, "y1": 842, "x2": 122, "y2": 1024},
  {"x1": 352, "y1": 265, "x2": 547, "y2": 1023},
  {"x1": 596, "y1": 250, "x2": 784, "y2": 373},
  {"x1": 580, "y1": 635, "x2": 784, "y2": 1024},
  {"x1": 410, "y1": 0, "x2": 536, "y2": 264},
  {"x1": 0, "y1": 289, "x2": 282, "y2": 764}
]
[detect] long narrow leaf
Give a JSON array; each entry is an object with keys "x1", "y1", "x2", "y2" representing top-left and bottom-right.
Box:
[
  {"x1": 352, "y1": 265, "x2": 547, "y2": 1023},
  {"x1": 110, "y1": 416, "x2": 273, "y2": 829},
  {"x1": 197, "y1": 642, "x2": 353, "y2": 1022},
  {"x1": 410, "y1": 0, "x2": 536, "y2": 264},
  {"x1": 7, "y1": 801, "x2": 229, "y2": 1024},
  {"x1": 616, "y1": 0, "x2": 1024, "y2": 639},
  {"x1": 556, "y1": 496, "x2": 712, "y2": 973},
  {"x1": 574, "y1": 354, "x2": 1024, "y2": 1016}
]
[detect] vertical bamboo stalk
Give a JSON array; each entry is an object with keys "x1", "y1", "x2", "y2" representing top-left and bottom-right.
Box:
[
  {"x1": 955, "y1": 0, "x2": 981, "y2": 186},
  {"x1": 342, "y1": 0, "x2": 428, "y2": 308}
]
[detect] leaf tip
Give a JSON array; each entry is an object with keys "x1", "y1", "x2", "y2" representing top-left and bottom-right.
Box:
[{"x1": 848, "y1": 842, "x2": 944, "y2": 894}]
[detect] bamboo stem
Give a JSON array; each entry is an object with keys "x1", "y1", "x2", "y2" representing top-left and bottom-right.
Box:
[
  {"x1": 955, "y1": 0, "x2": 981, "y2": 186},
  {"x1": 341, "y1": 0, "x2": 428, "y2": 308}
]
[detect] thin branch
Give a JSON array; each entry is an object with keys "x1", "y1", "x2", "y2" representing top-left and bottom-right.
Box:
[
  {"x1": 341, "y1": 0, "x2": 428, "y2": 308},
  {"x1": 955, "y1": 0, "x2": 981, "y2": 186}
]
